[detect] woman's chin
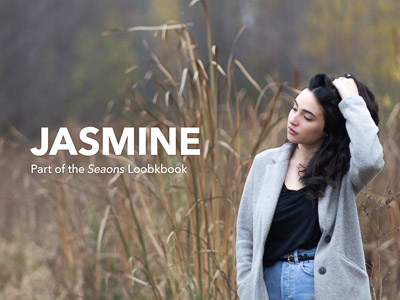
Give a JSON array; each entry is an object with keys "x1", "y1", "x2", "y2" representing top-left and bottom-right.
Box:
[{"x1": 287, "y1": 134, "x2": 298, "y2": 143}]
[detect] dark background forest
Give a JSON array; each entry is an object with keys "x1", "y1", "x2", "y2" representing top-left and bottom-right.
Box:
[{"x1": 1, "y1": 0, "x2": 400, "y2": 136}]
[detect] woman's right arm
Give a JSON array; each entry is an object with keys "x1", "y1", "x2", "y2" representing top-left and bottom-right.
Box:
[
  {"x1": 332, "y1": 77, "x2": 385, "y2": 193},
  {"x1": 236, "y1": 159, "x2": 256, "y2": 286}
]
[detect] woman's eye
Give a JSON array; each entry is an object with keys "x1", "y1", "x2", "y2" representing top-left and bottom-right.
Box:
[
  {"x1": 304, "y1": 116, "x2": 312, "y2": 121},
  {"x1": 291, "y1": 106, "x2": 297, "y2": 111}
]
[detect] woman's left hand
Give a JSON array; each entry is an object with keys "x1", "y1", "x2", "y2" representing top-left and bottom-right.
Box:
[{"x1": 332, "y1": 76, "x2": 359, "y2": 99}]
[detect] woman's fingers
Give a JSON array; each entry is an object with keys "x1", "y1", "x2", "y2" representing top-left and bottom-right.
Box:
[{"x1": 332, "y1": 76, "x2": 359, "y2": 99}]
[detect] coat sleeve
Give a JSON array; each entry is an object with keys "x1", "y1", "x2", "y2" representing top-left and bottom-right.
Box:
[
  {"x1": 338, "y1": 95, "x2": 385, "y2": 194},
  {"x1": 236, "y1": 157, "x2": 256, "y2": 287}
]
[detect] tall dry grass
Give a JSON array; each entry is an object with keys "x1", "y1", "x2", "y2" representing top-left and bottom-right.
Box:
[{"x1": 1, "y1": 1, "x2": 399, "y2": 299}]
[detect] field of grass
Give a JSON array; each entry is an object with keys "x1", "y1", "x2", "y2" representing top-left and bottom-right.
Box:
[{"x1": 1, "y1": 3, "x2": 399, "y2": 299}]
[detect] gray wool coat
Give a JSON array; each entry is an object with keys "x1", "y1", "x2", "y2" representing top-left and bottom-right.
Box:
[{"x1": 236, "y1": 95, "x2": 385, "y2": 300}]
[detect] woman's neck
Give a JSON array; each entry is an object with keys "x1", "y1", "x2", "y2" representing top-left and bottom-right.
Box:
[{"x1": 293, "y1": 143, "x2": 321, "y2": 166}]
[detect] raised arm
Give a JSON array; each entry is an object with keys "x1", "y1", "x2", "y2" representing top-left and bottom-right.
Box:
[{"x1": 333, "y1": 77, "x2": 384, "y2": 194}]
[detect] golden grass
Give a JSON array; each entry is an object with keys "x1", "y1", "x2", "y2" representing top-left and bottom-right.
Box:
[{"x1": 1, "y1": 1, "x2": 399, "y2": 299}]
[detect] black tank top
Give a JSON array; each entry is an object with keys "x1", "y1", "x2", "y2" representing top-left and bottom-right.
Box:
[{"x1": 263, "y1": 183, "x2": 322, "y2": 268}]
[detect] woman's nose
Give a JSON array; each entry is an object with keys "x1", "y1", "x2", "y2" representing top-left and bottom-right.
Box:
[{"x1": 289, "y1": 115, "x2": 299, "y2": 126}]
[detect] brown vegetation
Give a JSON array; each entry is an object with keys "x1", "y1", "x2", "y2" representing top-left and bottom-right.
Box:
[{"x1": 1, "y1": 1, "x2": 400, "y2": 299}]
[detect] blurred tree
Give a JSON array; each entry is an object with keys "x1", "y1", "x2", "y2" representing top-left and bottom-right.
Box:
[
  {"x1": 235, "y1": 0, "x2": 308, "y2": 85},
  {"x1": 0, "y1": 0, "x2": 88, "y2": 135},
  {"x1": 147, "y1": 0, "x2": 181, "y2": 23},
  {"x1": 67, "y1": 11, "x2": 135, "y2": 122},
  {"x1": 299, "y1": 0, "x2": 400, "y2": 99},
  {"x1": 2, "y1": 0, "x2": 400, "y2": 137},
  {"x1": 0, "y1": 0, "x2": 142, "y2": 136}
]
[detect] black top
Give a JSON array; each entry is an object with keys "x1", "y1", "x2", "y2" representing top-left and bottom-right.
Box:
[{"x1": 263, "y1": 183, "x2": 322, "y2": 268}]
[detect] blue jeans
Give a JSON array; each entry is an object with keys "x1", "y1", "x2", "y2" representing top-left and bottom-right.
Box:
[{"x1": 263, "y1": 247, "x2": 316, "y2": 300}]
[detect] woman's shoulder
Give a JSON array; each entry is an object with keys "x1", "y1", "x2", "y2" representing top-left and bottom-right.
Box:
[{"x1": 254, "y1": 142, "x2": 293, "y2": 164}]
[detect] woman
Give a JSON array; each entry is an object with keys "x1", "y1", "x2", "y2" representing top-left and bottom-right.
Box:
[{"x1": 236, "y1": 73, "x2": 384, "y2": 300}]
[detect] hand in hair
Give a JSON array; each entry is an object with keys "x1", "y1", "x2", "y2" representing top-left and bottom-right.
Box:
[{"x1": 332, "y1": 77, "x2": 359, "y2": 99}]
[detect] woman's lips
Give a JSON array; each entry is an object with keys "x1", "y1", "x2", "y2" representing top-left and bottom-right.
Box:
[{"x1": 288, "y1": 127, "x2": 298, "y2": 135}]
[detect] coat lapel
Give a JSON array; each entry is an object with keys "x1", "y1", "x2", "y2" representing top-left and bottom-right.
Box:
[{"x1": 259, "y1": 143, "x2": 294, "y2": 246}]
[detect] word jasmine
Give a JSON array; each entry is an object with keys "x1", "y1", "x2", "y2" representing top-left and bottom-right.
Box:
[{"x1": 30, "y1": 127, "x2": 200, "y2": 156}]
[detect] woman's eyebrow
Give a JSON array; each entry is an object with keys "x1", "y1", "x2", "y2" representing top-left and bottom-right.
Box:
[{"x1": 294, "y1": 99, "x2": 317, "y2": 118}]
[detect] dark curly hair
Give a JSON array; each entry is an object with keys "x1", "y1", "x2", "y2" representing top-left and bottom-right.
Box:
[{"x1": 298, "y1": 73, "x2": 379, "y2": 201}]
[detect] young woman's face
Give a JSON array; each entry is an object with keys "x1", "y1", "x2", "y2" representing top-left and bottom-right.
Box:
[{"x1": 287, "y1": 88, "x2": 325, "y2": 148}]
